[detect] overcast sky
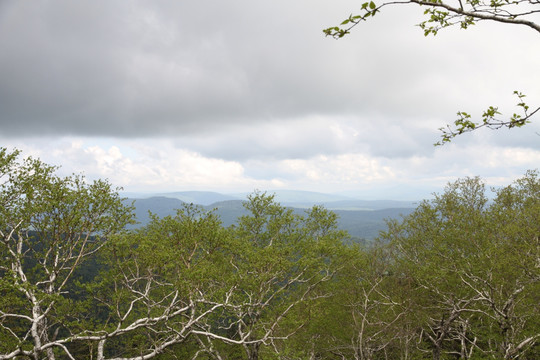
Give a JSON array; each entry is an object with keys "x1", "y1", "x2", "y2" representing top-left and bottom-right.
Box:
[{"x1": 1, "y1": 0, "x2": 539, "y2": 199}]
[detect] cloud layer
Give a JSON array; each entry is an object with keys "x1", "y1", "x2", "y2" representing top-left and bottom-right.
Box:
[{"x1": 1, "y1": 0, "x2": 539, "y2": 198}]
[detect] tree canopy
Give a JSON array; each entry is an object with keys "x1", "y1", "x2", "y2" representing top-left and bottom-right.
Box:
[
  {"x1": 0, "y1": 149, "x2": 347, "y2": 360},
  {"x1": 1, "y1": 148, "x2": 539, "y2": 359}
]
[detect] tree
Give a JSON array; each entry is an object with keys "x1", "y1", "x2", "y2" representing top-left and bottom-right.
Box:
[
  {"x1": 210, "y1": 193, "x2": 347, "y2": 360},
  {"x1": 380, "y1": 172, "x2": 540, "y2": 359},
  {"x1": 90, "y1": 204, "x2": 241, "y2": 360},
  {"x1": 463, "y1": 171, "x2": 540, "y2": 358},
  {"x1": 98, "y1": 192, "x2": 348, "y2": 360},
  {"x1": 324, "y1": 1, "x2": 540, "y2": 144},
  {"x1": 0, "y1": 148, "x2": 133, "y2": 359},
  {"x1": 0, "y1": 150, "x2": 244, "y2": 360},
  {"x1": 0, "y1": 149, "x2": 350, "y2": 360},
  {"x1": 298, "y1": 243, "x2": 414, "y2": 360}
]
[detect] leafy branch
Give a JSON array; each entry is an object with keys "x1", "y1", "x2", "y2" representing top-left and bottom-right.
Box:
[
  {"x1": 323, "y1": 1, "x2": 382, "y2": 38},
  {"x1": 324, "y1": 1, "x2": 539, "y2": 143},
  {"x1": 435, "y1": 91, "x2": 540, "y2": 145},
  {"x1": 324, "y1": 0, "x2": 540, "y2": 38}
]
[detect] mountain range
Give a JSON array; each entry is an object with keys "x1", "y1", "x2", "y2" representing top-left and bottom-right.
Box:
[
  {"x1": 123, "y1": 190, "x2": 419, "y2": 241},
  {"x1": 123, "y1": 190, "x2": 418, "y2": 209}
]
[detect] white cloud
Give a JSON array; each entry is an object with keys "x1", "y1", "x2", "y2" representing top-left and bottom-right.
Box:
[{"x1": 1, "y1": 134, "x2": 538, "y2": 199}]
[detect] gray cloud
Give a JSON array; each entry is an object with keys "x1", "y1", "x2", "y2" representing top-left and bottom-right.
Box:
[{"x1": 0, "y1": 0, "x2": 538, "y2": 164}]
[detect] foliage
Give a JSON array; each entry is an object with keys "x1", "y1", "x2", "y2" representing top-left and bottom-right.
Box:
[
  {"x1": 0, "y1": 151, "x2": 348, "y2": 359},
  {"x1": 325, "y1": 0, "x2": 540, "y2": 39},
  {"x1": 379, "y1": 171, "x2": 540, "y2": 359},
  {"x1": 1, "y1": 148, "x2": 539, "y2": 359},
  {"x1": 202, "y1": 193, "x2": 348, "y2": 360},
  {"x1": 88, "y1": 204, "x2": 236, "y2": 359},
  {"x1": 291, "y1": 171, "x2": 540, "y2": 360},
  {"x1": 0, "y1": 148, "x2": 134, "y2": 359},
  {"x1": 436, "y1": 91, "x2": 540, "y2": 145}
]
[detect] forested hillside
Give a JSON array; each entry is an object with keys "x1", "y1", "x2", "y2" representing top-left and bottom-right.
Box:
[{"x1": 1, "y1": 149, "x2": 539, "y2": 359}]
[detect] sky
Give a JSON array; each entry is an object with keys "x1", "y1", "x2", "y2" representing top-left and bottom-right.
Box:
[{"x1": 0, "y1": 0, "x2": 539, "y2": 200}]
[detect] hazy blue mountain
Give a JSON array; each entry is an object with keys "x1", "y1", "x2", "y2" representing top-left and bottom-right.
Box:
[
  {"x1": 235, "y1": 190, "x2": 355, "y2": 204},
  {"x1": 124, "y1": 190, "x2": 419, "y2": 209},
  {"x1": 121, "y1": 191, "x2": 239, "y2": 205},
  {"x1": 154, "y1": 191, "x2": 240, "y2": 205},
  {"x1": 334, "y1": 185, "x2": 437, "y2": 201},
  {"x1": 313, "y1": 199, "x2": 418, "y2": 210},
  {"x1": 333, "y1": 208, "x2": 415, "y2": 240},
  {"x1": 233, "y1": 190, "x2": 417, "y2": 210},
  {"x1": 206, "y1": 200, "x2": 247, "y2": 227},
  {"x1": 120, "y1": 191, "x2": 158, "y2": 199},
  {"x1": 126, "y1": 196, "x2": 417, "y2": 240},
  {"x1": 125, "y1": 196, "x2": 185, "y2": 228}
]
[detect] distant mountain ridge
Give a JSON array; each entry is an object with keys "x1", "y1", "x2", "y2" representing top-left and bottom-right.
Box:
[
  {"x1": 235, "y1": 190, "x2": 353, "y2": 204},
  {"x1": 124, "y1": 191, "x2": 418, "y2": 240},
  {"x1": 122, "y1": 190, "x2": 417, "y2": 210},
  {"x1": 122, "y1": 191, "x2": 240, "y2": 206}
]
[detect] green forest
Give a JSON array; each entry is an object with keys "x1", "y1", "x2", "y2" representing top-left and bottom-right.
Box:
[{"x1": 1, "y1": 148, "x2": 539, "y2": 360}]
